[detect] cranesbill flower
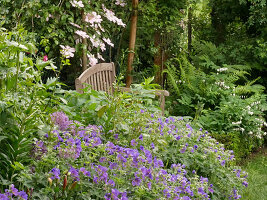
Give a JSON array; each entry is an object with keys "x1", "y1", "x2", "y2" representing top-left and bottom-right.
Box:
[
  {"x1": 132, "y1": 177, "x2": 141, "y2": 186},
  {"x1": 50, "y1": 167, "x2": 60, "y2": 180},
  {"x1": 131, "y1": 139, "x2": 138, "y2": 147},
  {"x1": 139, "y1": 134, "x2": 143, "y2": 141},
  {"x1": 242, "y1": 181, "x2": 248, "y2": 187},
  {"x1": 69, "y1": 166, "x2": 80, "y2": 181}
]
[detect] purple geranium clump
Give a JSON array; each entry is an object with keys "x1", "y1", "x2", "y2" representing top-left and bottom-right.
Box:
[
  {"x1": 51, "y1": 111, "x2": 72, "y2": 131},
  {"x1": 0, "y1": 184, "x2": 28, "y2": 200},
  {"x1": 20, "y1": 112, "x2": 248, "y2": 199}
]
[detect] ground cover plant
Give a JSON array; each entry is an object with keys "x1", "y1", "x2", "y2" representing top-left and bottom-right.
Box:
[{"x1": 5, "y1": 110, "x2": 247, "y2": 200}]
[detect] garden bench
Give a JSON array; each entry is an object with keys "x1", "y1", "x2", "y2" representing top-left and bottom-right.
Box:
[{"x1": 75, "y1": 63, "x2": 169, "y2": 114}]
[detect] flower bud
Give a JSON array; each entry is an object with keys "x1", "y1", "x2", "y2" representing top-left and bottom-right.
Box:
[
  {"x1": 69, "y1": 181, "x2": 77, "y2": 190},
  {"x1": 63, "y1": 175, "x2": 67, "y2": 191},
  {"x1": 48, "y1": 177, "x2": 53, "y2": 186}
]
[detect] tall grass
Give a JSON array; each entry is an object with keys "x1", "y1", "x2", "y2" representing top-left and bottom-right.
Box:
[{"x1": 241, "y1": 148, "x2": 267, "y2": 200}]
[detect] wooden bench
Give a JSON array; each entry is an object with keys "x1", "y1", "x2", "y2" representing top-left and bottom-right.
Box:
[{"x1": 75, "y1": 63, "x2": 169, "y2": 114}]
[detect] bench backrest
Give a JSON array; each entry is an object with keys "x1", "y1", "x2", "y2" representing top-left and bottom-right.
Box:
[{"x1": 75, "y1": 63, "x2": 116, "y2": 95}]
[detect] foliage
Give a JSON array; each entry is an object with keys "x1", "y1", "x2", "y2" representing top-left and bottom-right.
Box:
[
  {"x1": 0, "y1": 27, "x2": 62, "y2": 186},
  {"x1": 164, "y1": 52, "x2": 267, "y2": 159},
  {"x1": 58, "y1": 81, "x2": 162, "y2": 133},
  {"x1": 0, "y1": 0, "x2": 128, "y2": 89}
]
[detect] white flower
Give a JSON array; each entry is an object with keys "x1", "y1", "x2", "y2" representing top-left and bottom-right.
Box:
[
  {"x1": 87, "y1": 54, "x2": 98, "y2": 66},
  {"x1": 216, "y1": 67, "x2": 228, "y2": 72},
  {"x1": 70, "y1": 22, "x2": 81, "y2": 29},
  {"x1": 75, "y1": 30, "x2": 89, "y2": 39},
  {"x1": 103, "y1": 38, "x2": 114, "y2": 47},
  {"x1": 89, "y1": 35, "x2": 106, "y2": 51},
  {"x1": 85, "y1": 12, "x2": 102, "y2": 25},
  {"x1": 115, "y1": 0, "x2": 126, "y2": 7},
  {"x1": 70, "y1": 0, "x2": 84, "y2": 8},
  {"x1": 248, "y1": 111, "x2": 253, "y2": 115},
  {"x1": 232, "y1": 121, "x2": 242, "y2": 125},
  {"x1": 102, "y1": 5, "x2": 126, "y2": 27},
  {"x1": 97, "y1": 53, "x2": 105, "y2": 61},
  {"x1": 60, "y1": 45, "x2": 75, "y2": 58}
]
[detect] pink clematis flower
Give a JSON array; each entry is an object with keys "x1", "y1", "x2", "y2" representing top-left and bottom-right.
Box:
[{"x1": 43, "y1": 55, "x2": 48, "y2": 62}]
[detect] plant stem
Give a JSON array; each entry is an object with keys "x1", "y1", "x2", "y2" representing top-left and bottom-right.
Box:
[{"x1": 15, "y1": 51, "x2": 20, "y2": 92}]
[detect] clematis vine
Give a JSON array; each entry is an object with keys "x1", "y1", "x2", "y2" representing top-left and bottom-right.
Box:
[{"x1": 59, "y1": 0, "x2": 126, "y2": 67}]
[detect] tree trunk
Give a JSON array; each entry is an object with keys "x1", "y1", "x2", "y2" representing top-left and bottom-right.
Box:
[
  {"x1": 126, "y1": 0, "x2": 138, "y2": 88},
  {"x1": 154, "y1": 32, "x2": 163, "y2": 85},
  {"x1": 188, "y1": 6, "x2": 192, "y2": 54},
  {"x1": 154, "y1": 32, "x2": 168, "y2": 87},
  {"x1": 82, "y1": 11, "x2": 88, "y2": 71}
]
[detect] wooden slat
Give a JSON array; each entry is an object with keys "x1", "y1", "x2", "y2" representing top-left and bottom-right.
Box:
[
  {"x1": 99, "y1": 71, "x2": 104, "y2": 91},
  {"x1": 103, "y1": 71, "x2": 107, "y2": 93},
  {"x1": 92, "y1": 73, "x2": 97, "y2": 90},
  {"x1": 96, "y1": 72, "x2": 100, "y2": 91},
  {"x1": 107, "y1": 70, "x2": 112, "y2": 94}
]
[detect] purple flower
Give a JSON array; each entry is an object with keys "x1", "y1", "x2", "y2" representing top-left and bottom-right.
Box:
[
  {"x1": 108, "y1": 179, "x2": 115, "y2": 187},
  {"x1": 50, "y1": 167, "x2": 60, "y2": 180},
  {"x1": 147, "y1": 182, "x2": 152, "y2": 190},
  {"x1": 10, "y1": 184, "x2": 18, "y2": 196},
  {"x1": 18, "y1": 191, "x2": 28, "y2": 200},
  {"x1": 198, "y1": 187, "x2": 206, "y2": 195},
  {"x1": 139, "y1": 134, "x2": 143, "y2": 141},
  {"x1": 80, "y1": 167, "x2": 91, "y2": 177},
  {"x1": 69, "y1": 166, "x2": 80, "y2": 181},
  {"x1": 176, "y1": 135, "x2": 181, "y2": 141},
  {"x1": 104, "y1": 193, "x2": 111, "y2": 200},
  {"x1": 113, "y1": 134, "x2": 119, "y2": 140},
  {"x1": 242, "y1": 181, "x2": 248, "y2": 187},
  {"x1": 99, "y1": 157, "x2": 107, "y2": 163},
  {"x1": 151, "y1": 142, "x2": 155, "y2": 149},
  {"x1": 221, "y1": 160, "x2": 226, "y2": 166},
  {"x1": 131, "y1": 139, "x2": 138, "y2": 147},
  {"x1": 132, "y1": 177, "x2": 141, "y2": 186},
  {"x1": 51, "y1": 112, "x2": 72, "y2": 131}
]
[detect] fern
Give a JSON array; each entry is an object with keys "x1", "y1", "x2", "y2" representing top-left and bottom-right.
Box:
[{"x1": 163, "y1": 63, "x2": 180, "y2": 96}]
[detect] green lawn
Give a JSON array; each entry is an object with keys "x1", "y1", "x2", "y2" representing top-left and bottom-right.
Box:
[{"x1": 241, "y1": 148, "x2": 267, "y2": 200}]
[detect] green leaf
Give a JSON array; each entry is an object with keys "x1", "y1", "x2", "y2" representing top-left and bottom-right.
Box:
[
  {"x1": 0, "y1": 136, "x2": 7, "y2": 142},
  {"x1": 59, "y1": 97, "x2": 68, "y2": 105},
  {"x1": 97, "y1": 105, "x2": 108, "y2": 118}
]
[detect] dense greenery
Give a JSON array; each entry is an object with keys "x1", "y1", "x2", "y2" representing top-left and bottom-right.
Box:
[{"x1": 0, "y1": 0, "x2": 267, "y2": 199}]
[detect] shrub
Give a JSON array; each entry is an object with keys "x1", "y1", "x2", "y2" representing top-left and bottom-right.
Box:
[{"x1": 164, "y1": 53, "x2": 267, "y2": 159}]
